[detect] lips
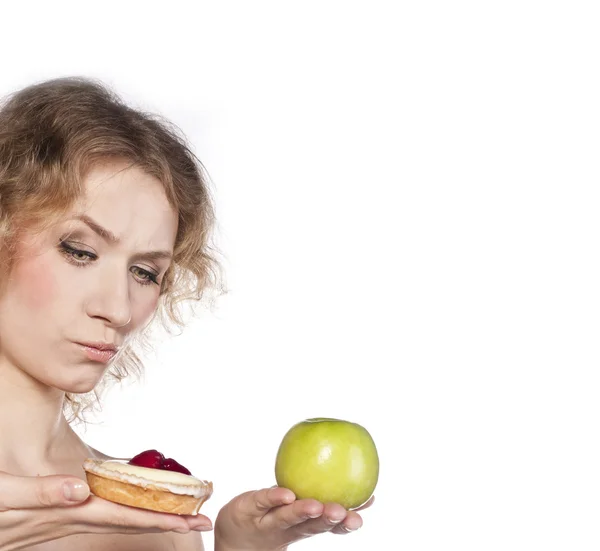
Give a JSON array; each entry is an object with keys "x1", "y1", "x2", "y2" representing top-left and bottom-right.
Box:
[
  {"x1": 78, "y1": 342, "x2": 118, "y2": 352},
  {"x1": 75, "y1": 342, "x2": 119, "y2": 364}
]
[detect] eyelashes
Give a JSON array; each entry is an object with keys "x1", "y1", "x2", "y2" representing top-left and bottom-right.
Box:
[{"x1": 57, "y1": 240, "x2": 160, "y2": 286}]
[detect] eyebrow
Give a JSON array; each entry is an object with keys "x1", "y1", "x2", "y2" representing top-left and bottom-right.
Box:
[{"x1": 72, "y1": 214, "x2": 173, "y2": 261}]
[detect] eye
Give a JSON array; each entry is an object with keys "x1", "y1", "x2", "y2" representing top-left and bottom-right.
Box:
[
  {"x1": 72, "y1": 250, "x2": 92, "y2": 262},
  {"x1": 58, "y1": 239, "x2": 160, "y2": 287},
  {"x1": 130, "y1": 266, "x2": 159, "y2": 286},
  {"x1": 58, "y1": 241, "x2": 96, "y2": 264}
]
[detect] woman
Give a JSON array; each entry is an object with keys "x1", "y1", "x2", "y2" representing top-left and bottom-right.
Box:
[{"x1": 0, "y1": 77, "x2": 371, "y2": 550}]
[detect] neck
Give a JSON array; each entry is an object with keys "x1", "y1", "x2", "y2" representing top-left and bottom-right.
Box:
[{"x1": 0, "y1": 357, "x2": 79, "y2": 469}]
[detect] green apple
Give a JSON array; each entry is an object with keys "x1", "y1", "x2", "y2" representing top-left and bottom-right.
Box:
[{"x1": 275, "y1": 417, "x2": 379, "y2": 510}]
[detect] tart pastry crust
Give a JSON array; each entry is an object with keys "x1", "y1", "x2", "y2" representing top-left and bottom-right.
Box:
[{"x1": 83, "y1": 458, "x2": 213, "y2": 515}]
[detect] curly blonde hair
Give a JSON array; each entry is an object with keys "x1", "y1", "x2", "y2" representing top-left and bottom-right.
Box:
[{"x1": 0, "y1": 77, "x2": 223, "y2": 422}]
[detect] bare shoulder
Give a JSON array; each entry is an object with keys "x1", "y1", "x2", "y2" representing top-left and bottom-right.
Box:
[
  {"x1": 84, "y1": 444, "x2": 124, "y2": 461},
  {"x1": 69, "y1": 428, "x2": 123, "y2": 462}
]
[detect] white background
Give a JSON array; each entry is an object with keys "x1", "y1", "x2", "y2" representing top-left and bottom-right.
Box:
[{"x1": 1, "y1": 1, "x2": 599, "y2": 549}]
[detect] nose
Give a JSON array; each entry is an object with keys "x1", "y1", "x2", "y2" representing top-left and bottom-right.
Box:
[{"x1": 84, "y1": 268, "x2": 132, "y2": 328}]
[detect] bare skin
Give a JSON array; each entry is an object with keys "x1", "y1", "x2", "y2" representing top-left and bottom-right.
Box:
[
  {"x1": 0, "y1": 161, "x2": 208, "y2": 550},
  {"x1": 214, "y1": 488, "x2": 373, "y2": 551},
  {"x1": 0, "y1": 159, "x2": 373, "y2": 550}
]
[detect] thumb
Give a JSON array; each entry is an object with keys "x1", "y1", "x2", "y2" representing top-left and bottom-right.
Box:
[{"x1": 0, "y1": 471, "x2": 90, "y2": 510}]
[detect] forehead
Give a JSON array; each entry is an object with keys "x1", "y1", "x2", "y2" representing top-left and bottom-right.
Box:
[{"x1": 69, "y1": 162, "x2": 178, "y2": 249}]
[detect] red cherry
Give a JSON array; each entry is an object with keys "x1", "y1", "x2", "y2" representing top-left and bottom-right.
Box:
[
  {"x1": 128, "y1": 449, "x2": 165, "y2": 469},
  {"x1": 161, "y1": 457, "x2": 192, "y2": 475}
]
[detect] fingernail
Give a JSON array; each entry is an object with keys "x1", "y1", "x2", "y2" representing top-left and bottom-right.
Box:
[
  {"x1": 342, "y1": 524, "x2": 359, "y2": 532},
  {"x1": 192, "y1": 525, "x2": 213, "y2": 532},
  {"x1": 328, "y1": 517, "x2": 343, "y2": 525},
  {"x1": 63, "y1": 481, "x2": 89, "y2": 502}
]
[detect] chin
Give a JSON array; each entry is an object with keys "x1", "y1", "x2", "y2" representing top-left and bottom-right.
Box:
[
  {"x1": 56, "y1": 381, "x2": 99, "y2": 395},
  {"x1": 66, "y1": 381, "x2": 101, "y2": 394},
  {"x1": 55, "y1": 371, "x2": 106, "y2": 395}
]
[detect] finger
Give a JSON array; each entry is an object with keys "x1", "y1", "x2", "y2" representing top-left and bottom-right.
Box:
[
  {"x1": 68, "y1": 496, "x2": 205, "y2": 535},
  {"x1": 331, "y1": 510, "x2": 364, "y2": 535},
  {"x1": 0, "y1": 472, "x2": 89, "y2": 510},
  {"x1": 318, "y1": 501, "x2": 348, "y2": 528},
  {"x1": 285, "y1": 502, "x2": 347, "y2": 537},
  {"x1": 185, "y1": 514, "x2": 213, "y2": 532},
  {"x1": 243, "y1": 487, "x2": 296, "y2": 516},
  {"x1": 262, "y1": 498, "x2": 324, "y2": 530}
]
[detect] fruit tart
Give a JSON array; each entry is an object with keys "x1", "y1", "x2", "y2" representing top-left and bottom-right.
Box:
[{"x1": 83, "y1": 449, "x2": 213, "y2": 515}]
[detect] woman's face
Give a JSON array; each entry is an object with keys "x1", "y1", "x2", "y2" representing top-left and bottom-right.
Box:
[{"x1": 0, "y1": 161, "x2": 178, "y2": 393}]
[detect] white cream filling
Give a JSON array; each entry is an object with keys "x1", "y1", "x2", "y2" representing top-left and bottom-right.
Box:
[{"x1": 84, "y1": 459, "x2": 212, "y2": 498}]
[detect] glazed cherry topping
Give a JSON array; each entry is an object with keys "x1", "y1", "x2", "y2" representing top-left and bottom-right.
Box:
[
  {"x1": 128, "y1": 449, "x2": 192, "y2": 475},
  {"x1": 162, "y1": 458, "x2": 192, "y2": 476},
  {"x1": 129, "y1": 449, "x2": 164, "y2": 469}
]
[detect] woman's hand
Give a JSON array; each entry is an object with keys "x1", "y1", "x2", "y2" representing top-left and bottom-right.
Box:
[
  {"x1": 214, "y1": 486, "x2": 373, "y2": 551},
  {"x1": 0, "y1": 471, "x2": 212, "y2": 551}
]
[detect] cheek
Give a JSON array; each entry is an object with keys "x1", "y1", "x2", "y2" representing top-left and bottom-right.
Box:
[
  {"x1": 131, "y1": 292, "x2": 161, "y2": 328},
  {"x1": 11, "y1": 253, "x2": 58, "y2": 312}
]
